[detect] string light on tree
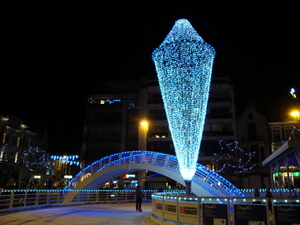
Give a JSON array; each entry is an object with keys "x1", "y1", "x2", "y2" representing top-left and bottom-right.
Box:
[
  {"x1": 152, "y1": 19, "x2": 215, "y2": 195},
  {"x1": 21, "y1": 147, "x2": 50, "y2": 173},
  {"x1": 213, "y1": 140, "x2": 256, "y2": 174}
]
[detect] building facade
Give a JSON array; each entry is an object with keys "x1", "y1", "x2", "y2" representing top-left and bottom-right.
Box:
[
  {"x1": 264, "y1": 121, "x2": 300, "y2": 190},
  {"x1": 0, "y1": 115, "x2": 48, "y2": 188},
  {"x1": 236, "y1": 102, "x2": 271, "y2": 188}
]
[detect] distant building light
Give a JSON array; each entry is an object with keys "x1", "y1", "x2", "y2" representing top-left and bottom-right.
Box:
[
  {"x1": 274, "y1": 172, "x2": 300, "y2": 177},
  {"x1": 64, "y1": 175, "x2": 73, "y2": 179},
  {"x1": 34, "y1": 175, "x2": 41, "y2": 179},
  {"x1": 125, "y1": 174, "x2": 135, "y2": 178}
]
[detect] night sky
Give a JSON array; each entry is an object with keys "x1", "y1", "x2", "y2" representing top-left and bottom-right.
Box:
[{"x1": 2, "y1": 2, "x2": 300, "y2": 154}]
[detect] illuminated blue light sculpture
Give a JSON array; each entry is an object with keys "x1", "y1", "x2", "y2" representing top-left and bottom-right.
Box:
[{"x1": 152, "y1": 19, "x2": 215, "y2": 194}]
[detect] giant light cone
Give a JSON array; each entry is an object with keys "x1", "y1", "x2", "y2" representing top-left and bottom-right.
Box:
[{"x1": 152, "y1": 19, "x2": 216, "y2": 183}]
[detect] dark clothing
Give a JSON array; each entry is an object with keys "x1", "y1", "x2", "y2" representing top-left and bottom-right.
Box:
[
  {"x1": 265, "y1": 189, "x2": 273, "y2": 212},
  {"x1": 135, "y1": 186, "x2": 143, "y2": 211},
  {"x1": 136, "y1": 197, "x2": 142, "y2": 211},
  {"x1": 265, "y1": 190, "x2": 273, "y2": 198},
  {"x1": 253, "y1": 187, "x2": 260, "y2": 197}
]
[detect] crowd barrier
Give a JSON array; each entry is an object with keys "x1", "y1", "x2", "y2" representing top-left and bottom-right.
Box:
[
  {"x1": 151, "y1": 193, "x2": 300, "y2": 225},
  {"x1": 1, "y1": 188, "x2": 300, "y2": 225}
]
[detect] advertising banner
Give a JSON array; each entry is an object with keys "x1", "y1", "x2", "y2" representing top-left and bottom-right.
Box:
[
  {"x1": 234, "y1": 204, "x2": 267, "y2": 225},
  {"x1": 178, "y1": 202, "x2": 199, "y2": 225},
  {"x1": 164, "y1": 200, "x2": 177, "y2": 222},
  {"x1": 154, "y1": 199, "x2": 163, "y2": 218},
  {"x1": 203, "y1": 203, "x2": 228, "y2": 225},
  {"x1": 273, "y1": 205, "x2": 300, "y2": 225}
]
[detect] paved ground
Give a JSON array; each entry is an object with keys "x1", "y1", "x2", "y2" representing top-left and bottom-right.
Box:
[{"x1": 0, "y1": 202, "x2": 156, "y2": 225}]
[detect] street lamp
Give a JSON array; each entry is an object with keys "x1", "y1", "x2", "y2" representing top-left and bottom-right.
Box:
[
  {"x1": 139, "y1": 120, "x2": 149, "y2": 150},
  {"x1": 291, "y1": 111, "x2": 300, "y2": 120},
  {"x1": 290, "y1": 88, "x2": 297, "y2": 99},
  {"x1": 290, "y1": 88, "x2": 300, "y2": 140},
  {"x1": 140, "y1": 121, "x2": 148, "y2": 127}
]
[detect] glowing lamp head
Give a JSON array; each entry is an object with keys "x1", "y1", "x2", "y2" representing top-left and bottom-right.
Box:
[
  {"x1": 152, "y1": 19, "x2": 215, "y2": 181},
  {"x1": 290, "y1": 88, "x2": 297, "y2": 98},
  {"x1": 141, "y1": 121, "x2": 148, "y2": 126}
]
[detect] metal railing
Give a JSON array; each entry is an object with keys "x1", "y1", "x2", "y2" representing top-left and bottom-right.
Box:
[
  {"x1": 66, "y1": 151, "x2": 243, "y2": 197},
  {"x1": 0, "y1": 189, "x2": 156, "y2": 212},
  {"x1": 1, "y1": 188, "x2": 299, "y2": 213}
]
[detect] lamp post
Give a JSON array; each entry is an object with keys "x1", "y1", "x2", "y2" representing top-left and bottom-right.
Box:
[
  {"x1": 138, "y1": 120, "x2": 148, "y2": 150},
  {"x1": 290, "y1": 88, "x2": 300, "y2": 140}
]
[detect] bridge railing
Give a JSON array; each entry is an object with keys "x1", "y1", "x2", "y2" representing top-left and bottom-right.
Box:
[{"x1": 65, "y1": 151, "x2": 243, "y2": 197}]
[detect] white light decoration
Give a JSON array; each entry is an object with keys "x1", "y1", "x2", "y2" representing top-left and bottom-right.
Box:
[{"x1": 152, "y1": 19, "x2": 215, "y2": 183}]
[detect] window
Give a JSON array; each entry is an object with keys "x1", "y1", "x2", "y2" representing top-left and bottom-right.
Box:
[
  {"x1": 212, "y1": 124, "x2": 230, "y2": 131},
  {"x1": 248, "y1": 123, "x2": 257, "y2": 141},
  {"x1": 284, "y1": 126, "x2": 294, "y2": 141},
  {"x1": 210, "y1": 108, "x2": 230, "y2": 114},
  {"x1": 272, "y1": 128, "x2": 282, "y2": 142}
]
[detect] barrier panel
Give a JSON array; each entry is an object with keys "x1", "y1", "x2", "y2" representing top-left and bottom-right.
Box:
[
  {"x1": 178, "y1": 197, "x2": 200, "y2": 225},
  {"x1": 164, "y1": 196, "x2": 178, "y2": 223},
  {"x1": 202, "y1": 197, "x2": 229, "y2": 225},
  {"x1": 232, "y1": 197, "x2": 269, "y2": 225},
  {"x1": 272, "y1": 198, "x2": 300, "y2": 225},
  {"x1": 151, "y1": 194, "x2": 300, "y2": 225}
]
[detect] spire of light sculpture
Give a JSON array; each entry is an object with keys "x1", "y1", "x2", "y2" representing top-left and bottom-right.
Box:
[{"x1": 152, "y1": 19, "x2": 216, "y2": 194}]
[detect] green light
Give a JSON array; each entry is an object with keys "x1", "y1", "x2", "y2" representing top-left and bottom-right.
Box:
[{"x1": 274, "y1": 172, "x2": 300, "y2": 177}]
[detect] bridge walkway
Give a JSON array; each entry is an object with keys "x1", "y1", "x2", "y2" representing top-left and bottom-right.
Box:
[{"x1": 0, "y1": 202, "x2": 155, "y2": 225}]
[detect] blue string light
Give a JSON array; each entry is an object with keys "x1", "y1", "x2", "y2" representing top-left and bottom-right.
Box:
[{"x1": 152, "y1": 19, "x2": 215, "y2": 181}]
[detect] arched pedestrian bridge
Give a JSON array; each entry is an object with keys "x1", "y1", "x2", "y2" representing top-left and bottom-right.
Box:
[{"x1": 65, "y1": 151, "x2": 243, "y2": 197}]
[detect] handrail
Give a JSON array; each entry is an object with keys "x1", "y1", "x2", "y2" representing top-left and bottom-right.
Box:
[
  {"x1": 0, "y1": 189, "x2": 155, "y2": 212},
  {"x1": 1, "y1": 189, "x2": 299, "y2": 213},
  {"x1": 65, "y1": 151, "x2": 243, "y2": 197}
]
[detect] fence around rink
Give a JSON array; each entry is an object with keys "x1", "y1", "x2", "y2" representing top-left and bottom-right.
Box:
[
  {"x1": 0, "y1": 189, "x2": 160, "y2": 212},
  {"x1": 1, "y1": 188, "x2": 300, "y2": 224},
  {"x1": 151, "y1": 193, "x2": 300, "y2": 225}
]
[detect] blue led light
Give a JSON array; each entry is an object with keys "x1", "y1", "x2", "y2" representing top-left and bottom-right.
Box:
[{"x1": 152, "y1": 19, "x2": 215, "y2": 181}]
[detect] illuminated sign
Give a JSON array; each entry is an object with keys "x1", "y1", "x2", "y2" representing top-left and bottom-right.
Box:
[
  {"x1": 64, "y1": 175, "x2": 73, "y2": 179},
  {"x1": 125, "y1": 174, "x2": 136, "y2": 178}
]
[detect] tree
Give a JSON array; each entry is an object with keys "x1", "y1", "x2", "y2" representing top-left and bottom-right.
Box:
[
  {"x1": 21, "y1": 146, "x2": 50, "y2": 174},
  {"x1": 213, "y1": 140, "x2": 256, "y2": 176}
]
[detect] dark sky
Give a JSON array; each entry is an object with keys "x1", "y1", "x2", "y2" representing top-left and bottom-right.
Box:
[{"x1": 2, "y1": 2, "x2": 300, "y2": 154}]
